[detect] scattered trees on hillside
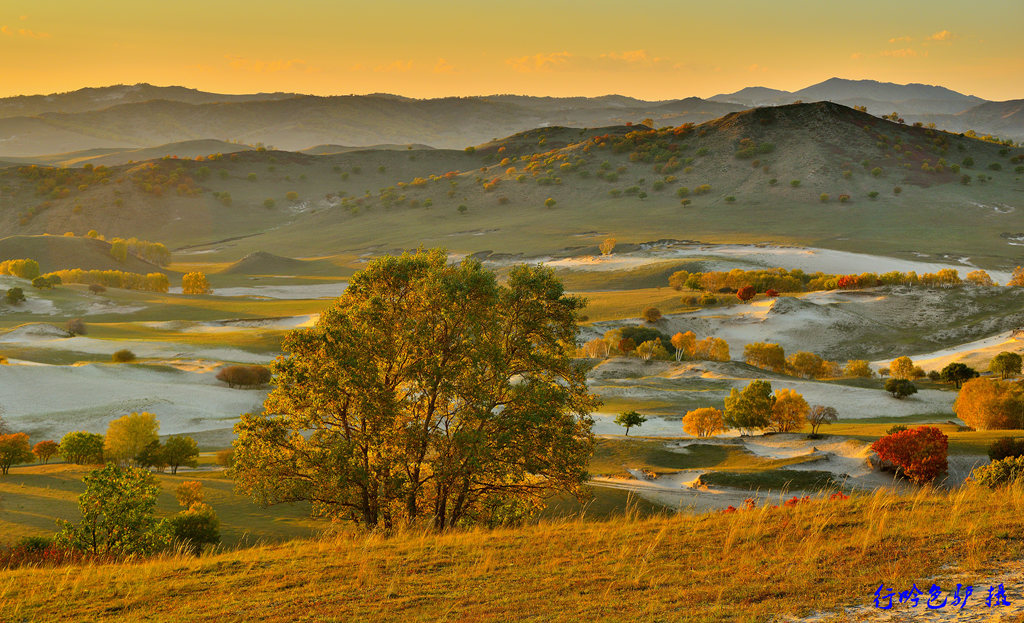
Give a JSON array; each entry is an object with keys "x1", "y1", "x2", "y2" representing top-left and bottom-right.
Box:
[
  {"x1": 615, "y1": 411, "x2": 647, "y2": 436},
  {"x1": 683, "y1": 407, "x2": 725, "y2": 438},
  {"x1": 59, "y1": 431, "x2": 105, "y2": 464},
  {"x1": 166, "y1": 482, "x2": 220, "y2": 554},
  {"x1": 158, "y1": 436, "x2": 200, "y2": 475},
  {"x1": 989, "y1": 352, "x2": 1022, "y2": 379},
  {"x1": 871, "y1": 426, "x2": 948, "y2": 485},
  {"x1": 954, "y1": 378, "x2": 1024, "y2": 429},
  {"x1": 181, "y1": 272, "x2": 212, "y2": 295},
  {"x1": 233, "y1": 250, "x2": 598, "y2": 530},
  {"x1": 0, "y1": 433, "x2": 34, "y2": 475},
  {"x1": 43, "y1": 269, "x2": 169, "y2": 293}
]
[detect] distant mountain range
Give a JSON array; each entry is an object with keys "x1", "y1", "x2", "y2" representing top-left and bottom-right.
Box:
[{"x1": 0, "y1": 78, "x2": 1019, "y2": 158}]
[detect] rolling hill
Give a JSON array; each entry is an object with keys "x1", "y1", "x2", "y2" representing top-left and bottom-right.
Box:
[
  {"x1": 0, "y1": 102, "x2": 1020, "y2": 268},
  {"x1": 0, "y1": 235, "x2": 172, "y2": 274}
]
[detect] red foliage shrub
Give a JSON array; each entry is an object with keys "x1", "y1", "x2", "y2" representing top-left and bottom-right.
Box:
[
  {"x1": 765, "y1": 289, "x2": 780, "y2": 298},
  {"x1": 870, "y1": 425, "x2": 948, "y2": 484},
  {"x1": 736, "y1": 285, "x2": 757, "y2": 302}
]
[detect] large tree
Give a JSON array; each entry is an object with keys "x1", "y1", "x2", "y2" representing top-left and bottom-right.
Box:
[
  {"x1": 724, "y1": 380, "x2": 775, "y2": 434},
  {"x1": 104, "y1": 412, "x2": 160, "y2": 466},
  {"x1": 233, "y1": 250, "x2": 598, "y2": 531},
  {"x1": 989, "y1": 352, "x2": 1023, "y2": 379},
  {"x1": 0, "y1": 433, "x2": 34, "y2": 475},
  {"x1": 59, "y1": 431, "x2": 105, "y2": 464}
]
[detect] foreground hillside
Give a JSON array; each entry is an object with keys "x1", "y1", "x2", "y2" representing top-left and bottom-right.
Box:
[{"x1": 4, "y1": 485, "x2": 1023, "y2": 622}]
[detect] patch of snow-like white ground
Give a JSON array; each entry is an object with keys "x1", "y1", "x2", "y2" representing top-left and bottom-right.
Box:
[
  {"x1": 0, "y1": 363, "x2": 266, "y2": 440},
  {"x1": 167, "y1": 283, "x2": 347, "y2": 299},
  {"x1": 533, "y1": 244, "x2": 1012, "y2": 284},
  {"x1": 873, "y1": 330, "x2": 1023, "y2": 373},
  {"x1": 141, "y1": 314, "x2": 319, "y2": 333}
]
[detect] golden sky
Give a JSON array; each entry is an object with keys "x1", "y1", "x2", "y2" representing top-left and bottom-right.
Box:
[{"x1": 2, "y1": 0, "x2": 1022, "y2": 101}]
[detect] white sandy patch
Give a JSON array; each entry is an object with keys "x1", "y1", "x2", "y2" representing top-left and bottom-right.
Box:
[
  {"x1": 0, "y1": 323, "x2": 70, "y2": 340},
  {"x1": 0, "y1": 331, "x2": 269, "y2": 364},
  {"x1": 0, "y1": 363, "x2": 266, "y2": 440},
  {"x1": 874, "y1": 330, "x2": 1024, "y2": 372},
  {"x1": 167, "y1": 283, "x2": 346, "y2": 299}
]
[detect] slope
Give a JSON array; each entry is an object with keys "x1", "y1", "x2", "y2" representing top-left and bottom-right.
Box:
[{"x1": 0, "y1": 235, "x2": 171, "y2": 274}]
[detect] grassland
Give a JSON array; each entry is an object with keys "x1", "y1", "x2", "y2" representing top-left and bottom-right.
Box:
[{"x1": 3, "y1": 484, "x2": 1024, "y2": 622}]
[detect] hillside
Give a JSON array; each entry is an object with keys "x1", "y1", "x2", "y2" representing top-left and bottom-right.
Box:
[
  {"x1": 3, "y1": 484, "x2": 1023, "y2": 622},
  {"x1": 0, "y1": 235, "x2": 171, "y2": 274},
  {"x1": 37, "y1": 140, "x2": 253, "y2": 168},
  {"x1": 219, "y1": 251, "x2": 342, "y2": 276},
  {"x1": 0, "y1": 102, "x2": 1021, "y2": 267}
]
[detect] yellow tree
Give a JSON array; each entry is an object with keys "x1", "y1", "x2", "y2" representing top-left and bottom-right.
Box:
[
  {"x1": 787, "y1": 351, "x2": 826, "y2": 378},
  {"x1": 965, "y1": 270, "x2": 995, "y2": 286},
  {"x1": 696, "y1": 337, "x2": 730, "y2": 362},
  {"x1": 670, "y1": 331, "x2": 696, "y2": 361},
  {"x1": 843, "y1": 360, "x2": 874, "y2": 378},
  {"x1": 683, "y1": 407, "x2": 725, "y2": 438},
  {"x1": 954, "y1": 378, "x2": 1024, "y2": 429},
  {"x1": 744, "y1": 342, "x2": 786, "y2": 371},
  {"x1": 1008, "y1": 266, "x2": 1024, "y2": 286},
  {"x1": 599, "y1": 238, "x2": 616, "y2": 256},
  {"x1": 181, "y1": 272, "x2": 212, "y2": 295},
  {"x1": 104, "y1": 412, "x2": 160, "y2": 466},
  {"x1": 770, "y1": 388, "x2": 809, "y2": 432},
  {"x1": 890, "y1": 356, "x2": 915, "y2": 380}
]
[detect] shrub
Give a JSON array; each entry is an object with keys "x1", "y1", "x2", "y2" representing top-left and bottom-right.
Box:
[
  {"x1": 112, "y1": 349, "x2": 136, "y2": 363},
  {"x1": 88, "y1": 284, "x2": 106, "y2": 295},
  {"x1": 66, "y1": 318, "x2": 87, "y2": 336},
  {"x1": 954, "y1": 378, "x2": 1024, "y2": 429},
  {"x1": 885, "y1": 378, "x2": 917, "y2": 399},
  {"x1": 988, "y1": 437, "x2": 1024, "y2": 462},
  {"x1": 870, "y1": 426, "x2": 948, "y2": 484},
  {"x1": 181, "y1": 272, "x2": 212, "y2": 295},
  {"x1": 641, "y1": 307, "x2": 662, "y2": 323},
  {"x1": 5, "y1": 287, "x2": 26, "y2": 305},
  {"x1": 166, "y1": 503, "x2": 220, "y2": 554},
  {"x1": 216, "y1": 365, "x2": 272, "y2": 388}
]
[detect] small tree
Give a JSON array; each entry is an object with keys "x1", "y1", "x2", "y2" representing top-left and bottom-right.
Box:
[
  {"x1": 0, "y1": 433, "x2": 34, "y2": 475},
  {"x1": 965, "y1": 270, "x2": 995, "y2": 287},
  {"x1": 642, "y1": 307, "x2": 662, "y2": 323},
  {"x1": 743, "y1": 343, "x2": 786, "y2": 372},
  {"x1": 770, "y1": 388, "x2": 809, "y2": 432},
  {"x1": 889, "y1": 356, "x2": 915, "y2": 380},
  {"x1": 870, "y1": 426, "x2": 948, "y2": 485},
  {"x1": 670, "y1": 331, "x2": 695, "y2": 362},
  {"x1": 808, "y1": 405, "x2": 838, "y2": 436},
  {"x1": 5, "y1": 287, "x2": 26, "y2": 305},
  {"x1": 166, "y1": 502, "x2": 220, "y2": 554},
  {"x1": 599, "y1": 238, "x2": 616, "y2": 255},
  {"x1": 615, "y1": 410, "x2": 647, "y2": 436},
  {"x1": 736, "y1": 285, "x2": 756, "y2": 302},
  {"x1": 66, "y1": 318, "x2": 87, "y2": 336},
  {"x1": 104, "y1": 412, "x2": 160, "y2": 466},
  {"x1": 135, "y1": 440, "x2": 167, "y2": 471},
  {"x1": 724, "y1": 380, "x2": 775, "y2": 434},
  {"x1": 112, "y1": 349, "x2": 136, "y2": 363},
  {"x1": 176, "y1": 481, "x2": 205, "y2": 508},
  {"x1": 843, "y1": 360, "x2": 874, "y2": 378},
  {"x1": 683, "y1": 407, "x2": 725, "y2": 438},
  {"x1": 939, "y1": 362, "x2": 979, "y2": 388},
  {"x1": 55, "y1": 464, "x2": 169, "y2": 556},
  {"x1": 33, "y1": 440, "x2": 59, "y2": 464},
  {"x1": 88, "y1": 284, "x2": 106, "y2": 295},
  {"x1": 59, "y1": 431, "x2": 105, "y2": 464},
  {"x1": 885, "y1": 379, "x2": 917, "y2": 399},
  {"x1": 989, "y1": 352, "x2": 1023, "y2": 379},
  {"x1": 181, "y1": 272, "x2": 212, "y2": 295},
  {"x1": 163, "y1": 436, "x2": 200, "y2": 474},
  {"x1": 544, "y1": 197, "x2": 557, "y2": 209}
]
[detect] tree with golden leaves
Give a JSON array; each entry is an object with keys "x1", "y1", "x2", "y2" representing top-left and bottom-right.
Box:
[
  {"x1": 599, "y1": 238, "x2": 616, "y2": 256},
  {"x1": 683, "y1": 407, "x2": 725, "y2": 438},
  {"x1": 181, "y1": 272, "x2": 212, "y2": 295},
  {"x1": 890, "y1": 356, "x2": 915, "y2": 380},
  {"x1": 233, "y1": 249, "x2": 598, "y2": 530},
  {"x1": 770, "y1": 388, "x2": 809, "y2": 433},
  {"x1": 965, "y1": 270, "x2": 995, "y2": 287},
  {"x1": 670, "y1": 331, "x2": 696, "y2": 361},
  {"x1": 954, "y1": 377, "x2": 1024, "y2": 430}
]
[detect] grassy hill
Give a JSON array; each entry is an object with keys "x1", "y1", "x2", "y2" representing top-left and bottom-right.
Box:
[
  {"x1": 3, "y1": 484, "x2": 1023, "y2": 622},
  {"x1": 219, "y1": 251, "x2": 342, "y2": 276},
  {"x1": 0, "y1": 235, "x2": 171, "y2": 274},
  {"x1": 0, "y1": 102, "x2": 1021, "y2": 267}
]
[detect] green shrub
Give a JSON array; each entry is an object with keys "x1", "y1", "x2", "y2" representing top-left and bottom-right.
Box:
[
  {"x1": 988, "y1": 437, "x2": 1024, "y2": 462},
  {"x1": 112, "y1": 349, "x2": 136, "y2": 363},
  {"x1": 972, "y1": 455, "x2": 1024, "y2": 488}
]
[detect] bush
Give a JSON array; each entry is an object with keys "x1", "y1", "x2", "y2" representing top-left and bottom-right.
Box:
[
  {"x1": 112, "y1": 349, "x2": 136, "y2": 363},
  {"x1": 88, "y1": 284, "x2": 106, "y2": 295},
  {"x1": 954, "y1": 378, "x2": 1024, "y2": 429},
  {"x1": 66, "y1": 318, "x2": 87, "y2": 336},
  {"x1": 972, "y1": 455, "x2": 1024, "y2": 488},
  {"x1": 641, "y1": 307, "x2": 662, "y2": 323},
  {"x1": 885, "y1": 379, "x2": 917, "y2": 399},
  {"x1": 166, "y1": 503, "x2": 220, "y2": 554},
  {"x1": 215, "y1": 448, "x2": 235, "y2": 468},
  {"x1": 886, "y1": 424, "x2": 908, "y2": 435},
  {"x1": 5, "y1": 287, "x2": 26, "y2": 305},
  {"x1": 988, "y1": 437, "x2": 1024, "y2": 462},
  {"x1": 871, "y1": 426, "x2": 948, "y2": 484},
  {"x1": 216, "y1": 365, "x2": 272, "y2": 388}
]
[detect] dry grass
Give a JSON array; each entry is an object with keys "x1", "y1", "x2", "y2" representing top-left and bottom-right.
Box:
[{"x1": 3, "y1": 485, "x2": 1024, "y2": 622}]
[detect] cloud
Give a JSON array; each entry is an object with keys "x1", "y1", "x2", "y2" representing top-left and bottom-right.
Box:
[
  {"x1": 1, "y1": 25, "x2": 50, "y2": 38},
  {"x1": 888, "y1": 36, "x2": 913, "y2": 43},
  {"x1": 433, "y1": 58, "x2": 455, "y2": 74},
  {"x1": 507, "y1": 49, "x2": 682, "y2": 73},
  {"x1": 880, "y1": 48, "x2": 919, "y2": 58},
  {"x1": 506, "y1": 52, "x2": 572, "y2": 73},
  {"x1": 226, "y1": 56, "x2": 313, "y2": 73},
  {"x1": 927, "y1": 30, "x2": 953, "y2": 41},
  {"x1": 374, "y1": 60, "x2": 413, "y2": 73}
]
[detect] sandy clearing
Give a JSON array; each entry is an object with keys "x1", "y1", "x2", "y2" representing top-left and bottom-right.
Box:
[
  {"x1": 140, "y1": 314, "x2": 319, "y2": 334},
  {"x1": 0, "y1": 363, "x2": 266, "y2": 440},
  {"x1": 167, "y1": 283, "x2": 347, "y2": 299},
  {"x1": 873, "y1": 330, "x2": 1024, "y2": 372},
  {"x1": 0, "y1": 331, "x2": 271, "y2": 364}
]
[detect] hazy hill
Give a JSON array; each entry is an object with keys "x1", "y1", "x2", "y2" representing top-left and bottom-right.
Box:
[
  {"x1": 712, "y1": 77, "x2": 987, "y2": 115},
  {"x1": 32, "y1": 140, "x2": 253, "y2": 168},
  {"x1": 220, "y1": 251, "x2": 341, "y2": 276},
  {"x1": 0, "y1": 235, "x2": 171, "y2": 274},
  {"x1": 0, "y1": 84, "x2": 297, "y2": 118}
]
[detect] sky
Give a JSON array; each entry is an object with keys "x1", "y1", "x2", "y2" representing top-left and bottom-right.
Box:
[{"x1": 1, "y1": 0, "x2": 1022, "y2": 101}]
